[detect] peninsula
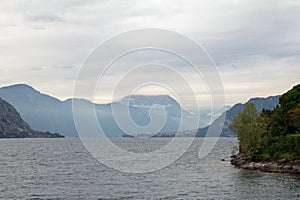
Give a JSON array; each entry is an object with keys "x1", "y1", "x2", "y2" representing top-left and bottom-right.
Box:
[{"x1": 231, "y1": 84, "x2": 300, "y2": 174}]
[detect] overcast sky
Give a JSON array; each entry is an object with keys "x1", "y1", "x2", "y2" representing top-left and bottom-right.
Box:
[{"x1": 0, "y1": 0, "x2": 299, "y2": 108}]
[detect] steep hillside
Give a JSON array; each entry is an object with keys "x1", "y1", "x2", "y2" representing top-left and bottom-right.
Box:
[
  {"x1": 196, "y1": 95, "x2": 280, "y2": 137},
  {"x1": 0, "y1": 98, "x2": 63, "y2": 138}
]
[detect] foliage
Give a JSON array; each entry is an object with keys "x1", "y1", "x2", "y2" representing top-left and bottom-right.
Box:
[
  {"x1": 270, "y1": 85, "x2": 300, "y2": 136},
  {"x1": 230, "y1": 84, "x2": 300, "y2": 160},
  {"x1": 279, "y1": 84, "x2": 300, "y2": 112},
  {"x1": 230, "y1": 103, "x2": 268, "y2": 159},
  {"x1": 288, "y1": 103, "x2": 300, "y2": 132},
  {"x1": 260, "y1": 134, "x2": 300, "y2": 160}
]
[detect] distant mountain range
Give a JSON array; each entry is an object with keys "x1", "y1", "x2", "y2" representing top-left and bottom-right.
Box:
[
  {"x1": 0, "y1": 97, "x2": 63, "y2": 138},
  {"x1": 0, "y1": 84, "x2": 217, "y2": 137},
  {"x1": 153, "y1": 95, "x2": 280, "y2": 137},
  {"x1": 197, "y1": 95, "x2": 280, "y2": 137},
  {"x1": 0, "y1": 84, "x2": 280, "y2": 138}
]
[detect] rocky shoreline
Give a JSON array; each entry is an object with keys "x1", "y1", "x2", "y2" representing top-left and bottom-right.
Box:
[{"x1": 231, "y1": 154, "x2": 300, "y2": 174}]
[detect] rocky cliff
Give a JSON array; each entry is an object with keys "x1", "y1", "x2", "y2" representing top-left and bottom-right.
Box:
[{"x1": 0, "y1": 97, "x2": 63, "y2": 138}]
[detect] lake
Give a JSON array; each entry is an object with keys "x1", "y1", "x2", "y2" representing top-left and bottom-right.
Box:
[{"x1": 0, "y1": 138, "x2": 300, "y2": 199}]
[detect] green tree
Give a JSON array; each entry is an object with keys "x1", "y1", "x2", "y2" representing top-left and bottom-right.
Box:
[
  {"x1": 288, "y1": 102, "x2": 300, "y2": 133},
  {"x1": 280, "y1": 84, "x2": 300, "y2": 113},
  {"x1": 230, "y1": 103, "x2": 267, "y2": 159},
  {"x1": 271, "y1": 84, "x2": 300, "y2": 136},
  {"x1": 230, "y1": 84, "x2": 300, "y2": 160}
]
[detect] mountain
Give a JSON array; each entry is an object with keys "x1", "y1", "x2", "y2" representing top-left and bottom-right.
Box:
[
  {"x1": 0, "y1": 84, "x2": 77, "y2": 137},
  {"x1": 0, "y1": 84, "x2": 210, "y2": 137},
  {"x1": 120, "y1": 95, "x2": 180, "y2": 108},
  {"x1": 196, "y1": 95, "x2": 280, "y2": 137},
  {"x1": 152, "y1": 95, "x2": 280, "y2": 137},
  {"x1": 117, "y1": 95, "x2": 201, "y2": 131},
  {"x1": 2, "y1": 84, "x2": 277, "y2": 138},
  {"x1": 0, "y1": 97, "x2": 63, "y2": 138},
  {"x1": 119, "y1": 95, "x2": 223, "y2": 128}
]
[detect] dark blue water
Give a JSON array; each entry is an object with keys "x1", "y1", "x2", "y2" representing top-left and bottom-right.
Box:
[{"x1": 0, "y1": 138, "x2": 299, "y2": 199}]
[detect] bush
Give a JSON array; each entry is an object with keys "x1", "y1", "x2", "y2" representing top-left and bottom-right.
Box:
[{"x1": 261, "y1": 134, "x2": 300, "y2": 160}]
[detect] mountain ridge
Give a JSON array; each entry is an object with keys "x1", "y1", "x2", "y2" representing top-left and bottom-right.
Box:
[
  {"x1": 153, "y1": 95, "x2": 280, "y2": 137},
  {"x1": 0, "y1": 97, "x2": 63, "y2": 138},
  {"x1": 0, "y1": 83, "x2": 281, "y2": 138},
  {"x1": 0, "y1": 84, "x2": 206, "y2": 137},
  {"x1": 197, "y1": 95, "x2": 281, "y2": 137}
]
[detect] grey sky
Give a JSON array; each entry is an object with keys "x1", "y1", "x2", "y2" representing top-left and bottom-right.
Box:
[{"x1": 0, "y1": 0, "x2": 299, "y2": 108}]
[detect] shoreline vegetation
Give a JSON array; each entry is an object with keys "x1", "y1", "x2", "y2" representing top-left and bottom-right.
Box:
[{"x1": 230, "y1": 84, "x2": 300, "y2": 174}]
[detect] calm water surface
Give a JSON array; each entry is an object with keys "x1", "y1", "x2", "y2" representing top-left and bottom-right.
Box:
[{"x1": 0, "y1": 138, "x2": 299, "y2": 199}]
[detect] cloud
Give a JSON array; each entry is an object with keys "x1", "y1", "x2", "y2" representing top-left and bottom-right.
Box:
[
  {"x1": 0, "y1": 0, "x2": 299, "y2": 108},
  {"x1": 24, "y1": 13, "x2": 64, "y2": 23}
]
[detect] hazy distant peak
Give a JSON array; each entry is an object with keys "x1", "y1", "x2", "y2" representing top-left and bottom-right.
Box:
[
  {"x1": 0, "y1": 83, "x2": 63, "y2": 105},
  {"x1": 119, "y1": 95, "x2": 180, "y2": 108},
  {"x1": 63, "y1": 98, "x2": 94, "y2": 105},
  {"x1": 206, "y1": 105, "x2": 232, "y2": 118},
  {"x1": 2, "y1": 83, "x2": 38, "y2": 93},
  {"x1": 248, "y1": 95, "x2": 281, "y2": 102},
  {"x1": 246, "y1": 95, "x2": 281, "y2": 110}
]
